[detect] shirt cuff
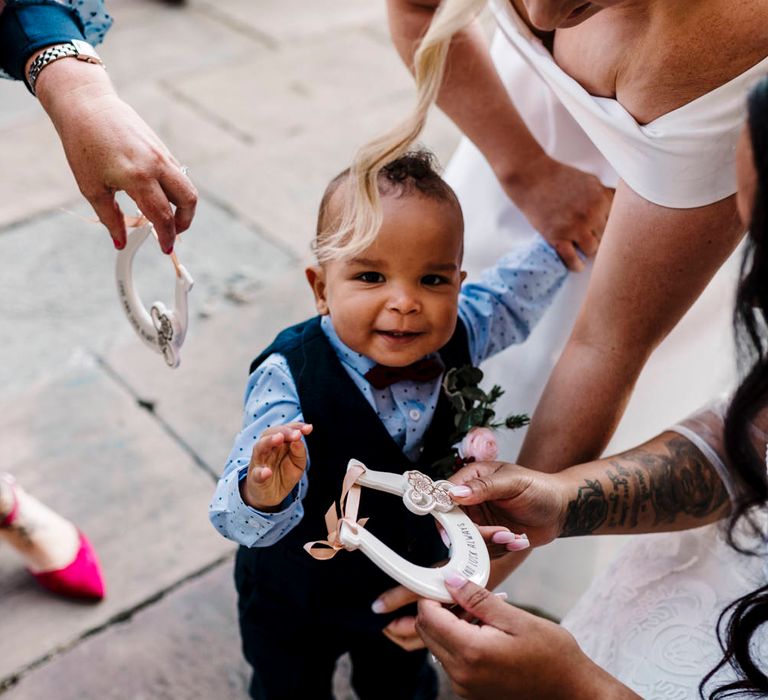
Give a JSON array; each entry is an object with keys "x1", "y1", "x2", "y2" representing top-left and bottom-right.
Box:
[
  {"x1": 0, "y1": 2, "x2": 86, "y2": 82},
  {"x1": 209, "y1": 466, "x2": 303, "y2": 547}
]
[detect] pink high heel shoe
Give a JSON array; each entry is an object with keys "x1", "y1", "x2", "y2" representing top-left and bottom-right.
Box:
[{"x1": 0, "y1": 476, "x2": 105, "y2": 601}]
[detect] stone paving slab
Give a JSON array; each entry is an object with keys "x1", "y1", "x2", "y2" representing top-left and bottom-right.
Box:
[
  {"x1": 194, "y1": 0, "x2": 385, "y2": 45},
  {"x1": 0, "y1": 115, "x2": 80, "y2": 230},
  {"x1": 171, "y1": 29, "x2": 415, "y2": 148},
  {"x1": 0, "y1": 195, "x2": 293, "y2": 397},
  {"x1": 99, "y1": 0, "x2": 265, "y2": 90},
  {"x1": 1, "y1": 559, "x2": 460, "y2": 700},
  {"x1": 1, "y1": 562, "x2": 249, "y2": 700},
  {"x1": 104, "y1": 276, "x2": 314, "y2": 477},
  {"x1": 0, "y1": 359, "x2": 234, "y2": 684}
]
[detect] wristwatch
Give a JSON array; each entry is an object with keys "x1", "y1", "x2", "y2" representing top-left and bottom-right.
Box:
[{"x1": 27, "y1": 39, "x2": 104, "y2": 95}]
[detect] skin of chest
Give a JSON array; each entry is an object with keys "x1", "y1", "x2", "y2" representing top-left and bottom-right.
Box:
[{"x1": 510, "y1": 0, "x2": 768, "y2": 124}]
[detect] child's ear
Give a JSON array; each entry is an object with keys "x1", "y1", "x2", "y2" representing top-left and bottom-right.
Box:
[
  {"x1": 305, "y1": 265, "x2": 329, "y2": 315},
  {"x1": 460, "y1": 270, "x2": 468, "y2": 284}
]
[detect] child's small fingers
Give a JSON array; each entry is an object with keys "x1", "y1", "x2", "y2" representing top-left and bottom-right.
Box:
[{"x1": 275, "y1": 426, "x2": 306, "y2": 442}]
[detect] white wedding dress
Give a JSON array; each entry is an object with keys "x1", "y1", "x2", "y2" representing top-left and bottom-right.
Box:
[
  {"x1": 561, "y1": 407, "x2": 768, "y2": 697},
  {"x1": 443, "y1": 1, "x2": 768, "y2": 693}
]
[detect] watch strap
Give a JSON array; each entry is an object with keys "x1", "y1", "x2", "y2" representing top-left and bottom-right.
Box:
[{"x1": 27, "y1": 40, "x2": 103, "y2": 95}]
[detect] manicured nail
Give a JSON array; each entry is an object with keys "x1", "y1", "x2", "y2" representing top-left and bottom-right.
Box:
[
  {"x1": 491, "y1": 531, "x2": 517, "y2": 544},
  {"x1": 443, "y1": 569, "x2": 468, "y2": 589},
  {"x1": 506, "y1": 534, "x2": 530, "y2": 552},
  {"x1": 439, "y1": 528, "x2": 451, "y2": 548},
  {"x1": 163, "y1": 244, "x2": 174, "y2": 255},
  {"x1": 371, "y1": 599, "x2": 386, "y2": 614},
  {"x1": 494, "y1": 591, "x2": 509, "y2": 601},
  {"x1": 449, "y1": 485, "x2": 472, "y2": 498},
  {"x1": 113, "y1": 238, "x2": 125, "y2": 250}
]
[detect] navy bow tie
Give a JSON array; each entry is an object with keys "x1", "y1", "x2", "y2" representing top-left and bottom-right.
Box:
[{"x1": 364, "y1": 357, "x2": 445, "y2": 389}]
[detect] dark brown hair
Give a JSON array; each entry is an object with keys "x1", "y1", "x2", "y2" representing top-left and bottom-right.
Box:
[{"x1": 314, "y1": 150, "x2": 461, "y2": 259}]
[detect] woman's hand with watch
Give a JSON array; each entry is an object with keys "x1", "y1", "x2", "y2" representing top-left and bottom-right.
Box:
[{"x1": 28, "y1": 44, "x2": 197, "y2": 254}]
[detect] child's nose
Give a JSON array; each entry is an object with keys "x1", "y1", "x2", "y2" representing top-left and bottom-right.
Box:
[{"x1": 386, "y1": 289, "x2": 421, "y2": 314}]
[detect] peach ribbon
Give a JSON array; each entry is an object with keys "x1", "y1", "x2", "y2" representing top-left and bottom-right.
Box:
[{"x1": 304, "y1": 463, "x2": 369, "y2": 560}]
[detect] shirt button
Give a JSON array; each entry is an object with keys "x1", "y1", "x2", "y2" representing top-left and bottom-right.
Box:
[{"x1": 409, "y1": 409, "x2": 421, "y2": 421}]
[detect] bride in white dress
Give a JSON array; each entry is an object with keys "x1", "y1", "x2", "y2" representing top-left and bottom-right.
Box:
[
  {"x1": 372, "y1": 0, "x2": 768, "y2": 615},
  {"x1": 412, "y1": 74, "x2": 768, "y2": 700}
]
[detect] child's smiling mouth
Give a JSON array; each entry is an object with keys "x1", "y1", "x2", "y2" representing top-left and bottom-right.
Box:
[{"x1": 376, "y1": 329, "x2": 425, "y2": 343}]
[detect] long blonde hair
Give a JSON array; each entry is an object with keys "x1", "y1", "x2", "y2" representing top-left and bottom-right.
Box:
[{"x1": 315, "y1": 0, "x2": 487, "y2": 263}]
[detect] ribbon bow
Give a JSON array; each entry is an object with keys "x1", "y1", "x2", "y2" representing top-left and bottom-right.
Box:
[
  {"x1": 364, "y1": 356, "x2": 445, "y2": 390},
  {"x1": 304, "y1": 463, "x2": 369, "y2": 560}
]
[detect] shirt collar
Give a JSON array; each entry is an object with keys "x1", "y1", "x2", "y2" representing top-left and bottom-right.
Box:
[{"x1": 320, "y1": 315, "x2": 376, "y2": 376}]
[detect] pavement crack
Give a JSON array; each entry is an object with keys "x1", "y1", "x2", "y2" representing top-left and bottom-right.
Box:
[
  {"x1": 192, "y1": 3, "x2": 279, "y2": 50},
  {"x1": 91, "y1": 353, "x2": 219, "y2": 482},
  {"x1": 160, "y1": 80, "x2": 256, "y2": 146},
  {"x1": 0, "y1": 554, "x2": 234, "y2": 695}
]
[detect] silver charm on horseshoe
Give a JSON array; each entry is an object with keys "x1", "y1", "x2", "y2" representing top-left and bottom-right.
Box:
[
  {"x1": 115, "y1": 224, "x2": 194, "y2": 368},
  {"x1": 403, "y1": 470, "x2": 454, "y2": 515}
]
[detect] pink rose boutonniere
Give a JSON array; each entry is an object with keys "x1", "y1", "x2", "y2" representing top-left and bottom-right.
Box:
[
  {"x1": 459, "y1": 427, "x2": 500, "y2": 462},
  {"x1": 432, "y1": 366, "x2": 529, "y2": 478}
]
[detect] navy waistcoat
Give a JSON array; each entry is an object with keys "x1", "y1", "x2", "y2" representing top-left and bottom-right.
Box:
[{"x1": 236, "y1": 316, "x2": 471, "y2": 634}]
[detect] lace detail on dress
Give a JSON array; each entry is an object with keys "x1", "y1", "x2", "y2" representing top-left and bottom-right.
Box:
[{"x1": 563, "y1": 523, "x2": 767, "y2": 698}]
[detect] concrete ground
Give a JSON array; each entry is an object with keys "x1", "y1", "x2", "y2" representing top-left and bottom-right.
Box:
[{"x1": 0, "y1": 1, "x2": 615, "y2": 697}]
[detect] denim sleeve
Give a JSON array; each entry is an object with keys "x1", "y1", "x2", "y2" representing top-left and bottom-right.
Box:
[
  {"x1": 0, "y1": 0, "x2": 111, "y2": 82},
  {"x1": 208, "y1": 354, "x2": 310, "y2": 548}
]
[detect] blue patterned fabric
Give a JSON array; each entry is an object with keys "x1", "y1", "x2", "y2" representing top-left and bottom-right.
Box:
[
  {"x1": 0, "y1": 0, "x2": 111, "y2": 80},
  {"x1": 210, "y1": 235, "x2": 567, "y2": 546}
]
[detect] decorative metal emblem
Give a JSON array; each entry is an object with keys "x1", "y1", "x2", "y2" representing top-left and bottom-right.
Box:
[{"x1": 403, "y1": 470, "x2": 455, "y2": 515}]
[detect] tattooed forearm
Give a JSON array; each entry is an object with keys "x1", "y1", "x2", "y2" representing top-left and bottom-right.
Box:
[
  {"x1": 561, "y1": 436, "x2": 729, "y2": 537},
  {"x1": 562, "y1": 479, "x2": 609, "y2": 536}
]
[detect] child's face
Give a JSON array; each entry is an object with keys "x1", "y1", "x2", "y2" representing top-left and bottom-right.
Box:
[{"x1": 307, "y1": 191, "x2": 466, "y2": 367}]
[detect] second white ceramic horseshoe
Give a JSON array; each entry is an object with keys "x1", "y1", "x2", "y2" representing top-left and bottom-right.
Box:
[
  {"x1": 338, "y1": 460, "x2": 490, "y2": 603},
  {"x1": 115, "y1": 224, "x2": 194, "y2": 368}
]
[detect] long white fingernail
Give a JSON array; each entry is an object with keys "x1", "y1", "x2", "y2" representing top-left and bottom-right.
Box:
[
  {"x1": 494, "y1": 591, "x2": 509, "y2": 601},
  {"x1": 491, "y1": 531, "x2": 517, "y2": 544},
  {"x1": 506, "y1": 534, "x2": 530, "y2": 551},
  {"x1": 371, "y1": 599, "x2": 386, "y2": 614},
  {"x1": 449, "y1": 485, "x2": 472, "y2": 498}
]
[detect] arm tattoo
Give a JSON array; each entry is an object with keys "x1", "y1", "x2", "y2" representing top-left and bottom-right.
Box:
[{"x1": 562, "y1": 436, "x2": 729, "y2": 537}]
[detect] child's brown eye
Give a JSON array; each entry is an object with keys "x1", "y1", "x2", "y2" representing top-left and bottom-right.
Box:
[
  {"x1": 357, "y1": 272, "x2": 384, "y2": 283},
  {"x1": 422, "y1": 275, "x2": 448, "y2": 286}
]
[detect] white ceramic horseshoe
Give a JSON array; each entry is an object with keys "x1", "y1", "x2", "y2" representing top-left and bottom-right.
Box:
[
  {"x1": 338, "y1": 460, "x2": 490, "y2": 603},
  {"x1": 115, "y1": 224, "x2": 194, "y2": 368}
]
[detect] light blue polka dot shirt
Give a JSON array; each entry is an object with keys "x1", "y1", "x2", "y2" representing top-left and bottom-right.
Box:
[{"x1": 209, "y1": 235, "x2": 567, "y2": 547}]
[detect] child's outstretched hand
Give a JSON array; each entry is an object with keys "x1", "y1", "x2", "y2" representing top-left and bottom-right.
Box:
[{"x1": 242, "y1": 423, "x2": 313, "y2": 511}]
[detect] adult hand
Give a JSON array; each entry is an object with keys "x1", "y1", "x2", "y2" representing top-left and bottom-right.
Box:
[
  {"x1": 374, "y1": 585, "x2": 425, "y2": 651},
  {"x1": 504, "y1": 154, "x2": 614, "y2": 271},
  {"x1": 242, "y1": 423, "x2": 313, "y2": 511},
  {"x1": 34, "y1": 58, "x2": 197, "y2": 254},
  {"x1": 447, "y1": 461, "x2": 565, "y2": 546},
  {"x1": 417, "y1": 575, "x2": 640, "y2": 700},
  {"x1": 372, "y1": 527, "x2": 529, "y2": 651}
]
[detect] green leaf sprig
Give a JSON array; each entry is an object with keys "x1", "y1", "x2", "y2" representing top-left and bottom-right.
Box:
[{"x1": 431, "y1": 365, "x2": 530, "y2": 477}]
